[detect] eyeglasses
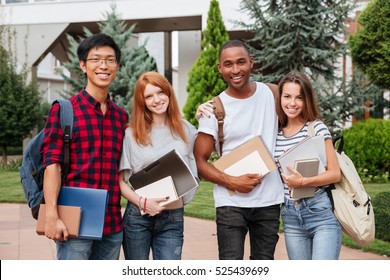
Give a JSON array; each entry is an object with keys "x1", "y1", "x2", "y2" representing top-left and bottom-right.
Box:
[{"x1": 85, "y1": 57, "x2": 118, "y2": 66}]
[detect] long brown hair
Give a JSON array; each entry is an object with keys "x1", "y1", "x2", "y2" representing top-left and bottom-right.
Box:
[
  {"x1": 277, "y1": 71, "x2": 321, "y2": 128},
  {"x1": 129, "y1": 71, "x2": 188, "y2": 146}
]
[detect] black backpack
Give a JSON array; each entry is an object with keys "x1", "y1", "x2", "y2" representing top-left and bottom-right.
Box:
[{"x1": 19, "y1": 99, "x2": 73, "y2": 219}]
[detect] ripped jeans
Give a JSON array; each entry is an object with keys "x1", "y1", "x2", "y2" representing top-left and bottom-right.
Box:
[{"x1": 122, "y1": 202, "x2": 184, "y2": 260}]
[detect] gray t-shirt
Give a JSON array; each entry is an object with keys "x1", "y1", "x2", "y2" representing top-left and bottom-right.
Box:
[{"x1": 119, "y1": 120, "x2": 198, "y2": 205}]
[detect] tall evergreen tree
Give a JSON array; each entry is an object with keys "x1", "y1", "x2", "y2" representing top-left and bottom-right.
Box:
[
  {"x1": 349, "y1": 0, "x2": 390, "y2": 120},
  {"x1": 183, "y1": 0, "x2": 229, "y2": 125},
  {"x1": 239, "y1": 0, "x2": 353, "y2": 83},
  {"x1": 238, "y1": 0, "x2": 357, "y2": 134},
  {"x1": 0, "y1": 26, "x2": 41, "y2": 162},
  {"x1": 349, "y1": 0, "x2": 390, "y2": 89},
  {"x1": 61, "y1": 4, "x2": 157, "y2": 112}
]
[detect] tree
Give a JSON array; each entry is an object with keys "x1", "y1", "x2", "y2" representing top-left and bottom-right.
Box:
[
  {"x1": 239, "y1": 0, "x2": 353, "y2": 83},
  {"x1": 238, "y1": 0, "x2": 359, "y2": 134},
  {"x1": 0, "y1": 27, "x2": 41, "y2": 162},
  {"x1": 61, "y1": 3, "x2": 157, "y2": 112},
  {"x1": 348, "y1": 67, "x2": 389, "y2": 120},
  {"x1": 183, "y1": 0, "x2": 229, "y2": 125},
  {"x1": 316, "y1": 67, "x2": 386, "y2": 130},
  {"x1": 349, "y1": 0, "x2": 390, "y2": 89}
]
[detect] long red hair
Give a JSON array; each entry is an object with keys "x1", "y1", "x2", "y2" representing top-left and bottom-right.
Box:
[{"x1": 129, "y1": 71, "x2": 187, "y2": 146}]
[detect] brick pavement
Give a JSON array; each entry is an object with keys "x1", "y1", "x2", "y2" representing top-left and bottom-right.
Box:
[{"x1": 0, "y1": 203, "x2": 388, "y2": 260}]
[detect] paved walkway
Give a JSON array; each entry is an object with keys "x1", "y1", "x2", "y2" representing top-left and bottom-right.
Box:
[{"x1": 0, "y1": 203, "x2": 388, "y2": 260}]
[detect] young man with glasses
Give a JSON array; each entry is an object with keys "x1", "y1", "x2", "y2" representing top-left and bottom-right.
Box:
[{"x1": 41, "y1": 33, "x2": 128, "y2": 260}]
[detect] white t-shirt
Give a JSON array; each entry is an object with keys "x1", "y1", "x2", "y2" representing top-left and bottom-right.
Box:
[{"x1": 198, "y1": 82, "x2": 284, "y2": 208}]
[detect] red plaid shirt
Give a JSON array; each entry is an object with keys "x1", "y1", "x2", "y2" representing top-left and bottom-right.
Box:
[{"x1": 42, "y1": 89, "x2": 128, "y2": 235}]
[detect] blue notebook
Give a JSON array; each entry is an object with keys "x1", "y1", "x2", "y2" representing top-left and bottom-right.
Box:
[{"x1": 57, "y1": 187, "x2": 108, "y2": 240}]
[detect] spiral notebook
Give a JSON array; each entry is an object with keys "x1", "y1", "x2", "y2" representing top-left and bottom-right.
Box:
[{"x1": 213, "y1": 136, "x2": 277, "y2": 195}]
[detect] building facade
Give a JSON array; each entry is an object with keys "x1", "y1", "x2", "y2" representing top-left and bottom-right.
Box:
[
  {"x1": 1, "y1": 0, "x2": 248, "y2": 110},
  {"x1": 1, "y1": 0, "x2": 376, "y2": 115}
]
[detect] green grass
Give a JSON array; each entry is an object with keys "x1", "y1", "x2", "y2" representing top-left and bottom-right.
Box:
[
  {"x1": 1, "y1": 170, "x2": 389, "y2": 257},
  {"x1": 184, "y1": 180, "x2": 215, "y2": 220},
  {"x1": 360, "y1": 183, "x2": 390, "y2": 198},
  {"x1": 342, "y1": 234, "x2": 390, "y2": 257},
  {"x1": 0, "y1": 171, "x2": 27, "y2": 203}
]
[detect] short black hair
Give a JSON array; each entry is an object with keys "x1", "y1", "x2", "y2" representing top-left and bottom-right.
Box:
[
  {"x1": 77, "y1": 33, "x2": 121, "y2": 63},
  {"x1": 219, "y1": 40, "x2": 250, "y2": 60}
]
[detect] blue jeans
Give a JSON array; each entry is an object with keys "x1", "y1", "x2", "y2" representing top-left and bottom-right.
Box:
[
  {"x1": 216, "y1": 204, "x2": 281, "y2": 260},
  {"x1": 122, "y1": 202, "x2": 184, "y2": 260},
  {"x1": 281, "y1": 189, "x2": 342, "y2": 260},
  {"x1": 56, "y1": 231, "x2": 122, "y2": 260}
]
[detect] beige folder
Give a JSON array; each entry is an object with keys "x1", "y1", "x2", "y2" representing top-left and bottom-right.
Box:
[
  {"x1": 36, "y1": 204, "x2": 82, "y2": 238},
  {"x1": 213, "y1": 136, "x2": 277, "y2": 195}
]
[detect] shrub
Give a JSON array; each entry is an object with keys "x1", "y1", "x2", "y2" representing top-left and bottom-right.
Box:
[
  {"x1": 1, "y1": 146, "x2": 23, "y2": 156},
  {"x1": 0, "y1": 159, "x2": 21, "y2": 172},
  {"x1": 342, "y1": 119, "x2": 390, "y2": 183},
  {"x1": 372, "y1": 192, "x2": 390, "y2": 242}
]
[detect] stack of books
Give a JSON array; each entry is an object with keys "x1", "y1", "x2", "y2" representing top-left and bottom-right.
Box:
[
  {"x1": 36, "y1": 187, "x2": 108, "y2": 240},
  {"x1": 276, "y1": 136, "x2": 326, "y2": 199},
  {"x1": 129, "y1": 149, "x2": 199, "y2": 206}
]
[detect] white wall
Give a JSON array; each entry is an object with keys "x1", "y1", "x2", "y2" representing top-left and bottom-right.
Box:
[
  {"x1": 177, "y1": 31, "x2": 202, "y2": 111},
  {"x1": 139, "y1": 32, "x2": 165, "y2": 75},
  {"x1": 2, "y1": 0, "x2": 244, "y2": 109},
  {"x1": 2, "y1": 0, "x2": 243, "y2": 28}
]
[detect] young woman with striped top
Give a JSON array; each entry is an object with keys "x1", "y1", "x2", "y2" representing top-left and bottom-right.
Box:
[{"x1": 274, "y1": 71, "x2": 342, "y2": 260}]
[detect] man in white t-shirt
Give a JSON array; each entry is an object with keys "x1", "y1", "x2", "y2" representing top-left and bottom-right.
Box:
[{"x1": 194, "y1": 40, "x2": 284, "y2": 260}]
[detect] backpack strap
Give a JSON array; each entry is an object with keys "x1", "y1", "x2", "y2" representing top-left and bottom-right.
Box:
[
  {"x1": 307, "y1": 121, "x2": 315, "y2": 137},
  {"x1": 307, "y1": 120, "x2": 336, "y2": 211},
  {"x1": 57, "y1": 99, "x2": 73, "y2": 138},
  {"x1": 212, "y1": 96, "x2": 225, "y2": 155},
  {"x1": 53, "y1": 99, "x2": 73, "y2": 183},
  {"x1": 333, "y1": 135, "x2": 344, "y2": 154},
  {"x1": 265, "y1": 83, "x2": 279, "y2": 101}
]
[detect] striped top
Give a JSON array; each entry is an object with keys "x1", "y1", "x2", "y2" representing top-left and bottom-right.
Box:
[{"x1": 274, "y1": 120, "x2": 332, "y2": 198}]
